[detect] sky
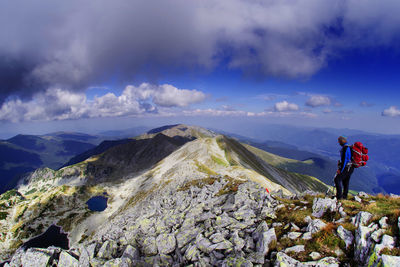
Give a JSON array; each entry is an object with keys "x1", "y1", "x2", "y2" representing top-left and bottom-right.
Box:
[{"x1": 1, "y1": 0, "x2": 400, "y2": 138}]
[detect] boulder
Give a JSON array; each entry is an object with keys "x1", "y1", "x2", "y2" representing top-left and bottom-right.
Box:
[
  {"x1": 379, "y1": 217, "x2": 389, "y2": 229},
  {"x1": 312, "y1": 198, "x2": 337, "y2": 218},
  {"x1": 97, "y1": 240, "x2": 116, "y2": 260},
  {"x1": 352, "y1": 211, "x2": 373, "y2": 228},
  {"x1": 58, "y1": 251, "x2": 79, "y2": 267},
  {"x1": 122, "y1": 245, "x2": 140, "y2": 261},
  {"x1": 176, "y1": 227, "x2": 201, "y2": 248},
  {"x1": 306, "y1": 219, "x2": 327, "y2": 234},
  {"x1": 309, "y1": 251, "x2": 321, "y2": 260},
  {"x1": 20, "y1": 248, "x2": 54, "y2": 267},
  {"x1": 380, "y1": 255, "x2": 400, "y2": 267},
  {"x1": 336, "y1": 225, "x2": 354, "y2": 249},
  {"x1": 256, "y1": 228, "x2": 277, "y2": 256},
  {"x1": 287, "y1": 232, "x2": 302, "y2": 240},
  {"x1": 355, "y1": 225, "x2": 375, "y2": 264}
]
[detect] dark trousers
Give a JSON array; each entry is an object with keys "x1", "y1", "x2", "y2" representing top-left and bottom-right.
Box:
[{"x1": 335, "y1": 165, "x2": 354, "y2": 200}]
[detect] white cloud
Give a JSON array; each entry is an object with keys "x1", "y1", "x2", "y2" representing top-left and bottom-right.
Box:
[
  {"x1": 382, "y1": 106, "x2": 400, "y2": 117},
  {"x1": 273, "y1": 101, "x2": 299, "y2": 112},
  {"x1": 305, "y1": 95, "x2": 331, "y2": 107},
  {"x1": 0, "y1": 83, "x2": 206, "y2": 122}
]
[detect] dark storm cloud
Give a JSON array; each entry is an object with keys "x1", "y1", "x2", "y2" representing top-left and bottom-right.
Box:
[{"x1": 1, "y1": 0, "x2": 400, "y2": 103}]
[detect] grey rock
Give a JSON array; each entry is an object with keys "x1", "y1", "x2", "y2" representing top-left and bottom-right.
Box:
[
  {"x1": 337, "y1": 225, "x2": 354, "y2": 249},
  {"x1": 379, "y1": 217, "x2": 389, "y2": 229},
  {"x1": 195, "y1": 234, "x2": 213, "y2": 254},
  {"x1": 285, "y1": 245, "x2": 305, "y2": 254},
  {"x1": 90, "y1": 257, "x2": 106, "y2": 267},
  {"x1": 256, "y1": 228, "x2": 277, "y2": 256},
  {"x1": 302, "y1": 232, "x2": 312, "y2": 240},
  {"x1": 156, "y1": 233, "x2": 176, "y2": 254},
  {"x1": 20, "y1": 248, "x2": 53, "y2": 267},
  {"x1": 358, "y1": 191, "x2": 369, "y2": 198},
  {"x1": 354, "y1": 196, "x2": 362, "y2": 203},
  {"x1": 122, "y1": 245, "x2": 140, "y2": 261},
  {"x1": 222, "y1": 256, "x2": 253, "y2": 267},
  {"x1": 247, "y1": 252, "x2": 265, "y2": 264},
  {"x1": 355, "y1": 225, "x2": 375, "y2": 264},
  {"x1": 380, "y1": 254, "x2": 400, "y2": 266},
  {"x1": 306, "y1": 219, "x2": 327, "y2": 234},
  {"x1": 312, "y1": 198, "x2": 337, "y2": 218},
  {"x1": 142, "y1": 236, "x2": 158, "y2": 256},
  {"x1": 309, "y1": 251, "x2": 321, "y2": 260},
  {"x1": 210, "y1": 240, "x2": 233, "y2": 250},
  {"x1": 352, "y1": 211, "x2": 373, "y2": 228},
  {"x1": 184, "y1": 245, "x2": 199, "y2": 261},
  {"x1": 371, "y1": 229, "x2": 386, "y2": 243},
  {"x1": 274, "y1": 252, "x2": 339, "y2": 267},
  {"x1": 58, "y1": 251, "x2": 79, "y2": 267},
  {"x1": 233, "y1": 207, "x2": 256, "y2": 220},
  {"x1": 287, "y1": 232, "x2": 302, "y2": 240},
  {"x1": 103, "y1": 257, "x2": 132, "y2": 267},
  {"x1": 260, "y1": 206, "x2": 277, "y2": 220},
  {"x1": 210, "y1": 232, "x2": 226, "y2": 243},
  {"x1": 375, "y1": 235, "x2": 395, "y2": 255},
  {"x1": 231, "y1": 231, "x2": 246, "y2": 251},
  {"x1": 97, "y1": 240, "x2": 116, "y2": 259},
  {"x1": 176, "y1": 227, "x2": 201, "y2": 248}
]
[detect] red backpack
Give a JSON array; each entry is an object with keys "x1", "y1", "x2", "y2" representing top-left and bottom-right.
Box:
[{"x1": 351, "y1": 142, "x2": 369, "y2": 168}]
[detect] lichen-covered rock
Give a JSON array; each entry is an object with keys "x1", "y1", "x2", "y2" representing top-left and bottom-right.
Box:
[
  {"x1": 185, "y1": 244, "x2": 200, "y2": 261},
  {"x1": 337, "y1": 225, "x2": 354, "y2": 249},
  {"x1": 122, "y1": 245, "x2": 140, "y2": 261},
  {"x1": 274, "y1": 252, "x2": 339, "y2": 267},
  {"x1": 176, "y1": 227, "x2": 201, "y2": 248},
  {"x1": 222, "y1": 256, "x2": 253, "y2": 267},
  {"x1": 141, "y1": 236, "x2": 158, "y2": 256},
  {"x1": 156, "y1": 233, "x2": 176, "y2": 254},
  {"x1": 58, "y1": 251, "x2": 79, "y2": 267},
  {"x1": 256, "y1": 228, "x2": 276, "y2": 256},
  {"x1": 20, "y1": 248, "x2": 53, "y2": 267},
  {"x1": 97, "y1": 240, "x2": 117, "y2": 260},
  {"x1": 355, "y1": 225, "x2": 375, "y2": 264},
  {"x1": 352, "y1": 211, "x2": 373, "y2": 228},
  {"x1": 379, "y1": 216, "x2": 389, "y2": 229},
  {"x1": 103, "y1": 257, "x2": 132, "y2": 267},
  {"x1": 312, "y1": 198, "x2": 337, "y2": 218},
  {"x1": 195, "y1": 234, "x2": 213, "y2": 254}
]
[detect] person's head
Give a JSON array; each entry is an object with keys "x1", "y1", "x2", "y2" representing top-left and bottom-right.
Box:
[{"x1": 338, "y1": 135, "x2": 347, "y2": 146}]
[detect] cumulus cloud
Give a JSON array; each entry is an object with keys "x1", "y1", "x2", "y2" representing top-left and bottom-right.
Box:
[
  {"x1": 1, "y1": 0, "x2": 400, "y2": 103},
  {"x1": 273, "y1": 101, "x2": 299, "y2": 112},
  {"x1": 0, "y1": 83, "x2": 205, "y2": 122},
  {"x1": 382, "y1": 106, "x2": 400, "y2": 117},
  {"x1": 306, "y1": 95, "x2": 332, "y2": 107}
]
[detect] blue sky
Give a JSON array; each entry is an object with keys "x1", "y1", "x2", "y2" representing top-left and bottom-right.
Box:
[{"x1": 1, "y1": 0, "x2": 400, "y2": 138}]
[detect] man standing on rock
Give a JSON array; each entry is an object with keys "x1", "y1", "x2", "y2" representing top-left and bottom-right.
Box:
[{"x1": 335, "y1": 136, "x2": 355, "y2": 200}]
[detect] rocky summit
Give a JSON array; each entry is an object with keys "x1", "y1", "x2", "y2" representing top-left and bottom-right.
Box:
[{"x1": 1, "y1": 125, "x2": 400, "y2": 266}]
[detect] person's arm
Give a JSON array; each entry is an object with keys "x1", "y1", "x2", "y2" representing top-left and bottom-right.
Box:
[{"x1": 341, "y1": 146, "x2": 351, "y2": 172}]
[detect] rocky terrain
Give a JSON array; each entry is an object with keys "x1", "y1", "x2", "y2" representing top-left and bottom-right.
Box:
[
  {"x1": 4, "y1": 176, "x2": 400, "y2": 266},
  {"x1": 1, "y1": 125, "x2": 400, "y2": 266}
]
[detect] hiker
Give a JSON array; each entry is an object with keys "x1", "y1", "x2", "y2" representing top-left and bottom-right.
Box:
[{"x1": 335, "y1": 136, "x2": 355, "y2": 200}]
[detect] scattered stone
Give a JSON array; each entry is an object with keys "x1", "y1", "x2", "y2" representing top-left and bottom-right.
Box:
[
  {"x1": 176, "y1": 227, "x2": 201, "y2": 248},
  {"x1": 371, "y1": 229, "x2": 386, "y2": 243},
  {"x1": 354, "y1": 195, "x2": 362, "y2": 203},
  {"x1": 20, "y1": 248, "x2": 53, "y2": 267},
  {"x1": 287, "y1": 232, "x2": 302, "y2": 240},
  {"x1": 358, "y1": 191, "x2": 369, "y2": 198},
  {"x1": 309, "y1": 251, "x2": 321, "y2": 260},
  {"x1": 285, "y1": 245, "x2": 305, "y2": 254},
  {"x1": 379, "y1": 217, "x2": 389, "y2": 229},
  {"x1": 337, "y1": 225, "x2": 354, "y2": 249},
  {"x1": 302, "y1": 232, "x2": 312, "y2": 240},
  {"x1": 312, "y1": 198, "x2": 337, "y2": 218},
  {"x1": 306, "y1": 219, "x2": 327, "y2": 234}
]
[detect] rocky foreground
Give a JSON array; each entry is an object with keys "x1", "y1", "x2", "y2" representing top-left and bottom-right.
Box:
[{"x1": 4, "y1": 176, "x2": 400, "y2": 266}]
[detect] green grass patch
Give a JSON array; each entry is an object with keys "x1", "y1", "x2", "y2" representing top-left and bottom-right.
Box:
[
  {"x1": 195, "y1": 160, "x2": 217, "y2": 176},
  {"x1": 211, "y1": 155, "x2": 229, "y2": 167},
  {"x1": 177, "y1": 177, "x2": 216, "y2": 191},
  {"x1": 25, "y1": 188, "x2": 37, "y2": 195},
  {"x1": 216, "y1": 176, "x2": 246, "y2": 196}
]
